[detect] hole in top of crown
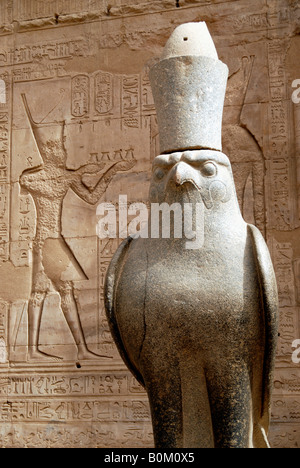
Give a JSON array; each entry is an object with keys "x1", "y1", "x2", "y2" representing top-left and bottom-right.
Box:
[{"x1": 183, "y1": 37, "x2": 188, "y2": 41}]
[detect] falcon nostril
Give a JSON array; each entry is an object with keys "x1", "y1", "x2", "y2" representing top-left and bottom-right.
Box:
[{"x1": 173, "y1": 167, "x2": 183, "y2": 185}]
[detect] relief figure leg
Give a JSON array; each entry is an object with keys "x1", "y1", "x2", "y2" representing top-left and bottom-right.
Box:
[
  {"x1": 27, "y1": 291, "x2": 63, "y2": 362},
  {"x1": 58, "y1": 281, "x2": 109, "y2": 360},
  {"x1": 27, "y1": 245, "x2": 62, "y2": 362}
]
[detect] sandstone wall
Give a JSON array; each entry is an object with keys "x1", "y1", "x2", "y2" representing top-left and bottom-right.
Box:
[{"x1": 0, "y1": 0, "x2": 299, "y2": 448}]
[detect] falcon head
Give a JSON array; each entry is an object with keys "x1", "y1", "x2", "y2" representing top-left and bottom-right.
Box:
[{"x1": 149, "y1": 150, "x2": 234, "y2": 209}]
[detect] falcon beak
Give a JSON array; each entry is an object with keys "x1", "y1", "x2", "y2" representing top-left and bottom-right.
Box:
[
  {"x1": 173, "y1": 162, "x2": 195, "y2": 187},
  {"x1": 171, "y1": 162, "x2": 214, "y2": 209}
]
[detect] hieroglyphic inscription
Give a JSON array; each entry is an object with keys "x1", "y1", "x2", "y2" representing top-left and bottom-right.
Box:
[
  {"x1": 269, "y1": 157, "x2": 290, "y2": 225},
  {"x1": 0, "y1": 399, "x2": 151, "y2": 423},
  {"x1": 0, "y1": 2, "x2": 6, "y2": 25},
  {"x1": 0, "y1": 39, "x2": 90, "y2": 84},
  {"x1": 269, "y1": 425, "x2": 300, "y2": 449},
  {"x1": 1, "y1": 39, "x2": 89, "y2": 68},
  {"x1": 274, "y1": 368, "x2": 300, "y2": 395},
  {"x1": 95, "y1": 72, "x2": 113, "y2": 115},
  {"x1": 0, "y1": 372, "x2": 147, "y2": 398},
  {"x1": 270, "y1": 239, "x2": 299, "y2": 364},
  {"x1": 294, "y1": 259, "x2": 300, "y2": 305},
  {"x1": 0, "y1": 370, "x2": 153, "y2": 447},
  {"x1": 71, "y1": 74, "x2": 90, "y2": 118},
  {"x1": 272, "y1": 240, "x2": 296, "y2": 307},
  {"x1": 0, "y1": 302, "x2": 7, "y2": 364},
  {"x1": 12, "y1": 62, "x2": 66, "y2": 82},
  {"x1": 267, "y1": 40, "x2": 297, "y2": 230},
  {"x1": 0, "y1": 0, "x2": 13, "y2": 27},
  {"x1": 69, "y1": 70, "x2": 155, "y2": 131},
  {"x1": 0, "y1": 87, "x2": 9, "y2": 261},
  {"x1": 271, "y1": 366, "x2": 300, "y2": 448},
  {"x1": 120, "y1": 72, "x2": 156, "y2": 129},
  {"x1": 13, "y1": 0, "x2": 101, "y2": 21},
  {"x1": 0, "y1": 422, "x2": 153, "y2": 448},
  {"x1": 121, "y1": 75, "x2": 140, "y2": 129},
  {"x1": 233, "y1": 13, "x2": 269, "y2": 31}
]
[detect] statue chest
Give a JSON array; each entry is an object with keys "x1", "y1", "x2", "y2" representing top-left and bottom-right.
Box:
[{"x1": 116, "y1": 239, "x2": 262, "y2": 353}]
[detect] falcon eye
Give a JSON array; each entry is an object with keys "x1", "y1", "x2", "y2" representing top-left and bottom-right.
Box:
[
  {"x1": 202, "y1": 162, "x2": 217, "y2": 177},
  {"x1": 154, "y1": 167, "x2": 166, "y2": 181}
]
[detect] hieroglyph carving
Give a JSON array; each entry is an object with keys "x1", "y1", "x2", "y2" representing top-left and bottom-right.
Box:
[
  {"x1": 0, "y1": 109, "x2": 9, "y2": 262},
  {"x1": 72, "y1": 75, "x2": 89, "y2": 118},
  {"x1": 95, "y1": 72, "x2": 113, "y2": 115}
]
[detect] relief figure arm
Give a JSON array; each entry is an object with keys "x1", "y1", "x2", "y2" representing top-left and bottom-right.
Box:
[{"x1": 71, "y1": 159, "x2": 136, "y2": 205}]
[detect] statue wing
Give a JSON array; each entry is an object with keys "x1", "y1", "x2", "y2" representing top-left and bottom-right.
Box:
[
  {"x1": 248, "y1": 225, "x2": 279, "y2": 445},
  {"x1": 104, "y1": 236, "x2": 145, "y2": 388}
]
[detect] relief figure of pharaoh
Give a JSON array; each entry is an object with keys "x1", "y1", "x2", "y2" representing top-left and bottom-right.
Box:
[{"x1": 20, "y1": 94, "x2": 135, "y2": 362}]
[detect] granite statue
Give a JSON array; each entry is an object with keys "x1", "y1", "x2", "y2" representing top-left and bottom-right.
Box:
[{"x1": 104, "y1": 22, "x2": 279, "y2": 448}]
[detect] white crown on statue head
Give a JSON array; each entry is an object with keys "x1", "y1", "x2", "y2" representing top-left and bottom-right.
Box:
[{"x1": 149, "y1": 22, "x2": 229, "y2": 155}]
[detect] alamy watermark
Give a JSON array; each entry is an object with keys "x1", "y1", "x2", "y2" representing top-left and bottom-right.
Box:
[
  {"x1": 291, "y1": 80, "x2": 300, "y2": 364},
  {"x1": 292, "y1": 79, "x2": 300, "y2": 104},
  {"x1": 97, "y1": 195, "x2": 205, "y2": 250},
  {"x1": 0, "y1": 80, "x2": 6, "y2": 104},
  {"x1": 292, "y1": 340, "x2": 300, "y2": 364}
]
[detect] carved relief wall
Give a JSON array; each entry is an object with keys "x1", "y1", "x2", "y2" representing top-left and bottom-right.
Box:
[{"x1": 0, "y1": 0, "x2": 299, "y2": 448}]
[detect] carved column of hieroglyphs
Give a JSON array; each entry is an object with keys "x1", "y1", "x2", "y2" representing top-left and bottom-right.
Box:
[{"x1": 267, "y1": 40, "x2": 294, "y2": 230}]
